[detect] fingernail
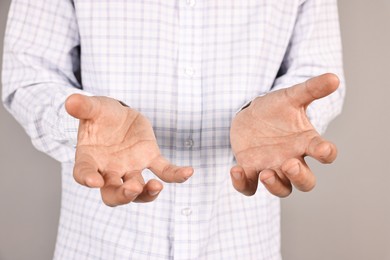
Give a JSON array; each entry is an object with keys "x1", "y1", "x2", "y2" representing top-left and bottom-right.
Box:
[
  {"x1": 148, "y1": 190, "x2": 160, "y2": 196},
  {"x1": 263, "y1": 176, "x2": 276, "y2": 185},
  {"x1": 231, "y1": 171, "x2": 242, "y2": 180},
  {"x1": 183, "y1": 168, "x2": 193, "y2": 180},
  {"x1": 287, "y1": 164, "x2": 300, "y2": 176}
]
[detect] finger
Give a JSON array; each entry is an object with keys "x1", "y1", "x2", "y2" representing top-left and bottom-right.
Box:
[
  {"x1": 65, "y1": 94, "x2": 100, "y2": 120},
  {"x1": 133, "y1": 179, "x2": 163, "y2": 203},
  {"x1": 307, "y1": 136, "x2": 338, "y2": 164},
  {"x1": 286, "y1": 73, "x2": 340, "y2": 107},
  {"x1": 100, "y1": 171, "x2": 143, "y2": 207},
  {"x1": 73, "y1": 155, "x2": 104, "y2": 188},
  {"x1": 259, "y1": 169, "x2": 292, "y2": 197},
  {"x1": 149, "y1": 156, "x2": 193, "y2": 183},
  {"x1": 281, "y1": 158, "x2": 316, "y2": 192},
  {"x1": 230, "y1": 165, "x2": 259, "y2": 196}
]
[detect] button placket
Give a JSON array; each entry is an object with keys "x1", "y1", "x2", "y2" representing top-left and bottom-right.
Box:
[{"x1": 174, "y1": 1, "x2": 202, "y2": 258}]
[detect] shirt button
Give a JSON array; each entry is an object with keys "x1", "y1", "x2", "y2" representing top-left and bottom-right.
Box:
[
  {"x1": 184, "y1": 138, "x2": 194, "y2": 148},
  {"x1": 184, "y1": 67, "x2": 195, "y2": 77},
  {"x1": 181, "y1": 207, "x2": 192, "y2": 216},
  {"x1": 186, "y1": 0, "x2": 196, "y2": 7}
]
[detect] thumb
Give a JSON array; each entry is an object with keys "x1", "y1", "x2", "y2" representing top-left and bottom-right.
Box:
[
  {"x1": 148, "y1": 155, "x2": 194, "y2": 183},
  {"x1": 286, "y1": 73, "x2": 340, "y2": 107},
  {"x1": 65, "y1": 94, "x2": 101, "y2": 120}
]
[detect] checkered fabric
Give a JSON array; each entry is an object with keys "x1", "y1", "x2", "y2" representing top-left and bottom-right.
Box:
[{"x1": 2, "y1": 0, "x2": 345, "y2": 259}]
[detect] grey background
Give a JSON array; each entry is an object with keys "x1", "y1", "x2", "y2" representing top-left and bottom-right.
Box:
[{"x1": 0, "y1": 0, "x2": 389, "y2": 259}]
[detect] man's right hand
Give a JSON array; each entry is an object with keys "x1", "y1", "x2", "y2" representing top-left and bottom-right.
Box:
[{"x1": 65, "y1": 94, "x2": 193, "y2": 206}]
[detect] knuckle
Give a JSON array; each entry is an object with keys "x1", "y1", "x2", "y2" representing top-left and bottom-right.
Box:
[
  {"x1": 161, "y1": 164, "x2": 172, "y2": 176},
  {"x1": 133, "y1": 186, "x2": 144, "y2": 196}
]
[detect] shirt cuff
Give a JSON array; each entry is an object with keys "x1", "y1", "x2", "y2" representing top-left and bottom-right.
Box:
[
  {"x1": 235, "y1": 93, "x2": 266, "y2": 115},
  {"x1": 48, "y1": 87, "x2": 94, "y2": 149}
]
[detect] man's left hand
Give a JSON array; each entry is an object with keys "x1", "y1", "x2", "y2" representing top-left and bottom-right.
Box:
[{"x1": 230, "y1": 73, "x2": 340, "y2": 197}]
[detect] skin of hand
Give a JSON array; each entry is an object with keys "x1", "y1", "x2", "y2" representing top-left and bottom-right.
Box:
[
  {"x1": 65, "y1": 94, "x2": 194, "y2": 206},
  {"x1": 230, "y1": 73, "x2": 340, "y2": 197}
]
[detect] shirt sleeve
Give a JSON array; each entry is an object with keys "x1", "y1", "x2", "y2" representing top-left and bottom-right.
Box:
[
  {"x1": 271, "y1": 0, "x2": 346, "y2": 134},
  {"x1": 1, "y1": 0, "x2": 89, "y2": 163}
]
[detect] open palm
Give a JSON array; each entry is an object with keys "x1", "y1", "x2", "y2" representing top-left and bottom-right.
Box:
[
  {"x1": 230, "y1": 74, "x2": 339, "y2": 197},
  {"x1": 65, "y1": 94, "x2": 193, "y2": 206}
]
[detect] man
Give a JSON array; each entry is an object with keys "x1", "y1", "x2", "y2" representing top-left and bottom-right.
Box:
[{"x1": 2, "y1": 0, "x2": 345, "y2": 259}]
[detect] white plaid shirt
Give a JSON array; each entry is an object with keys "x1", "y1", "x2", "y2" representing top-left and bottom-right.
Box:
[{"x1": 2, "y1": 0, "x2": 345, "y2": 259}]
